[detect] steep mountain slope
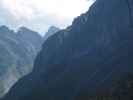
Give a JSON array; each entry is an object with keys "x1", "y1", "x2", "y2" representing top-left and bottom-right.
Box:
[
  {"x1": 0, "y1": 26, "x2": 43, "y2": 97},
  {"x1": 43, "y1": 26, "x2": 60, "y2": 42},
  {"x1": 2, "y1": 0, "x2": 133, "y2": 100},
  {"x1": 17, "y1": 27, "x2": 43, "y2": 54}
]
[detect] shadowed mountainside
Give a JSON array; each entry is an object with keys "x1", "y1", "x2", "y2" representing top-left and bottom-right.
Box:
[{"x1": 2, "y1": 0, "x2": 133, "y2": 100}]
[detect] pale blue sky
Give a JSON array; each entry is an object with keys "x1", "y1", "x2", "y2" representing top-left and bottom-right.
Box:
[{"x1": 0, "y1": 0, "x2": 94, "y2": 35}]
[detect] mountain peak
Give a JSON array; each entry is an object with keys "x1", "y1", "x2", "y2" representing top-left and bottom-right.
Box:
[
  {"x1": 0, "y1": 25, "x2": 14, "y2": 34},
  {"x1": 17, "y1": 26, "x2": 42, "y2": 39},
  {"x1": 0, "y1": 25, "x2": 9, "y2": 30},
  {"x1": 18, "y1": 27, "x2": 35, "y2": 33},
  {"x1": 44, "y1": 26, "x2": 60, "y2": 41},
  {"x1": 47, "y1": 26, "x2": 60, "y2": 33},
  {"x1": 2, "y1": 0, "x2": 133, "y2": 100}
]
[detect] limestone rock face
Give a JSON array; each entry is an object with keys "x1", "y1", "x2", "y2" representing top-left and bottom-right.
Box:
[
  {"x1": 0, "y1": 26, "x2": 43, "y2": 98},
  {"x1": 2, "y1": 0, "x2": 133, "y2": 100}
]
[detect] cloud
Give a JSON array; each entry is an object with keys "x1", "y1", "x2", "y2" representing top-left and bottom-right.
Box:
[
  {"x1": 1, "y1": 0, "x2": 34, "y2": 20},
  {"x1": 0, "y1": 0, "x2": 94, "y2": 35}
]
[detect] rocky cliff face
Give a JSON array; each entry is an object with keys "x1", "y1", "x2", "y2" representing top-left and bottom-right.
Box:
[
  {"x1": 2, "y1": 0, "x2": 133, "y2": 100},
  {"x1": 43, "y1": 26, "x2": 60, "y2": 42},
  {"x1": 17, "y1": 27, "x2": 43, "y2": 54},
  {"x1": 0, "y1": 26, "x2": 43, "y2": 98}
]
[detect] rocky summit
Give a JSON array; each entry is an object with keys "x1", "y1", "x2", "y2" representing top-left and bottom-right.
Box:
[{"x1": 2, "y1": 0, "x2": 133, "y2": 100}]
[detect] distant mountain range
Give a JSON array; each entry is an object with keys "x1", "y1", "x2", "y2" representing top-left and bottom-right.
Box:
[
  {"x1": 1, "y1": 0, "x2": 133, "y2": 100},
  {"x1": 0, "y1": 25, "x2": 58, "y2": 98}
]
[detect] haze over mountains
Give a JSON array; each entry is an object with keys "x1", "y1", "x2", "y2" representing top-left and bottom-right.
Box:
[
  {"x1": 0, "y1": 0, "x2": 94, "y2": 35},
  {"x1": 0, "y1": 25, "x2": 59, "y2": 98},
  {"x1": 1, "y1": 0, "x2": 133, "y2": 100},
  {"x1": 43, "y1": 26, "x2": 60, "y2": 42}
]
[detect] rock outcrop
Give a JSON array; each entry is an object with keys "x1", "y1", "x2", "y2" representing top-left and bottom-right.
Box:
[
  {"x1": 43, "y1": 26, "x2": 60, "y2": 42},
  {"x1": 0, "y1": 26, "x2": 43, "y2": 97},
  {"x1": 2, "y1": 0, "x2": 133, "y2": 100}
]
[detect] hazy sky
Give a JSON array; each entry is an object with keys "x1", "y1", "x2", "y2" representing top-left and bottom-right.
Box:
[{"x1": 0, "y1": 0, "x2": 94, "y2": 35}]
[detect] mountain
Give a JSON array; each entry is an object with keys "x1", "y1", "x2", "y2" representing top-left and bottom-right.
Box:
[
  {"x1": 17, "y1": 27, "x2": 43, "y2": 60},
  {"x1": 2, "y1": 0, "x2": 133, "y2": 100},
  {"x1": 43, "y1": 26, "x2": 60, "y2": 42},
  {"x1": 0, "y1": 26, "x2": 43, "y2": 98}
]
